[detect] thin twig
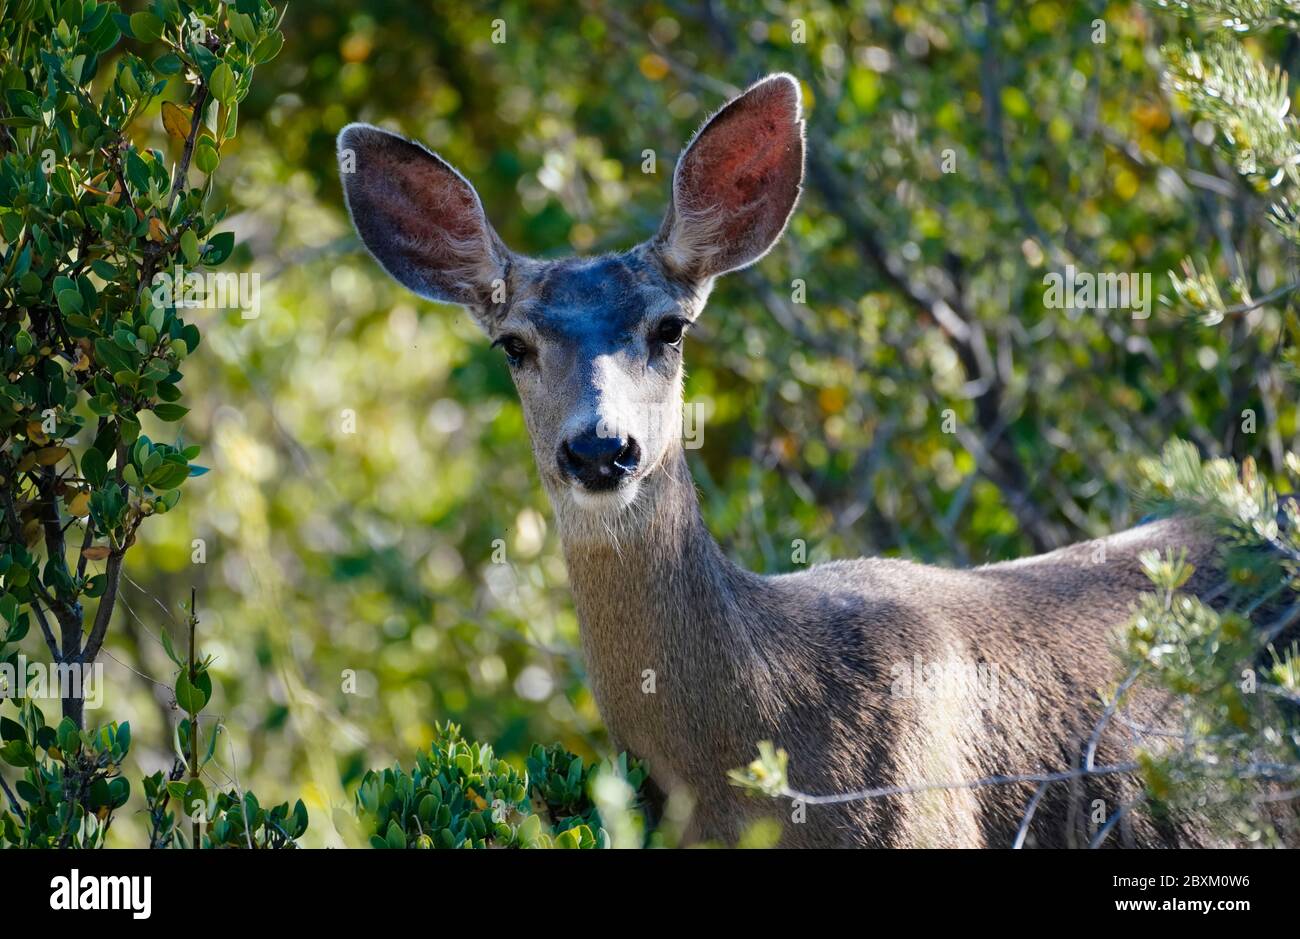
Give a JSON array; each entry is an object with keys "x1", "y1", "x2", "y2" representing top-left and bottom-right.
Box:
[
  {"x1": 29, "y1": 598, "x2": 60, "y2": 660},
  {"x1": 779, "y1": 762, "x2": 1141, "y2": 806},
  {"x1": 1084, "y1": 666, "x2": 1142, "y2": 772},
  {"x1": 0, "y1": 773, "x2": 21, "y2": 813},
  {"x1": 1011, "y1": 779, "x2": 1050, "y2": 849},
  {"x1": 1214, "y1": 281, "x2": 1300, "y2": 318},
  {"x1": 187, "y1": 586, "x2": 200, "y2": 850},
  {"x1": 224, "y1": 729, "x2": 255, "y2": 850},
  {"x1": 1262, "y1": 600, "x2": 1300, "y2": 643},
  {"x1": 1089, "y1": 799, "x2": 1136, "y2": 848}
]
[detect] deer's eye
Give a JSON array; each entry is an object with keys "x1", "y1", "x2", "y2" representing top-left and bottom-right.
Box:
[
  {"x1": 493, "y1": 335, "x2": 531, "y2": 366},
  {"x1": 653, "y1": 317, "x2": 688, "y2": 346}
]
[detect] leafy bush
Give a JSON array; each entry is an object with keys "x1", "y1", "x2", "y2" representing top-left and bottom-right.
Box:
[
  {"x1": 135, "y1": 592, "x2": 308, "y2": 849},
  {"x1": 1, "y1": 589, "x2": 308, "y2": 848},
  {"x1": 1113, "y1": 2, "x2": 1300, "y2": 843},
  {"x1": 355, "y1": 723, "x2": 650, "y2": 849},
  {"x1": 0, "y1": 0, "x2": 282, "y2": 725},
  {"x1": 0, "y1": 700, "x2": 129, "y2": 847},
  {"x1": 142, "y1": 773, "x2": 307, "y2": 849},
  {"x1": 1119, "y1": 440, "x2": 1300, "y2": 844},
  {"x1": 0, "y1": 0, "x2": 304, "y2": 851}
]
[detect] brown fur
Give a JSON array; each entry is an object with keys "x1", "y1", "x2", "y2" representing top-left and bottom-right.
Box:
[{"x1": 563, "y1": 441, "x2": 1221, "y2": 847}]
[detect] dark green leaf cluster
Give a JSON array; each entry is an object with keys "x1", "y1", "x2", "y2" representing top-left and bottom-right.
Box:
[
  {"x1": 0, "y1": 0, "x2": 295, "y2": 852},
  {"x1": 0, "y1": 624, "x2": 308, "y2": 849},
  {"x1": 356, "y1": 722, "x2": 649, "y2": 849},
  {"x1": 0, "y1": 0, "x2": 282, "y2": 709},
  {"x1": 0, "y1": 700, "x2": 129, "y2": 847},
  {"x1": 142, "y1": 772, "x2": 307, "y2": 849},
  {"x1": 526, "y1": 743, "x2": 648, "y2": 838}
]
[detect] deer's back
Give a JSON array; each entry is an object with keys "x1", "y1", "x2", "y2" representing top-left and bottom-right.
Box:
[{"x1": 733, "y1": 516, "x2": 1222, "y2": 848}]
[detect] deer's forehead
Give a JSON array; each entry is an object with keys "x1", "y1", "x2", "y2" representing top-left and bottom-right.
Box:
[{"x1": 514, "y1": 256, "x2": 678, "y2": 342}]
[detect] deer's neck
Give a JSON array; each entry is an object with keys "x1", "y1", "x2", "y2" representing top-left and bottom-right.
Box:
[{"x1": 550, "y1": 445, "x2": 769, "y2": 778}]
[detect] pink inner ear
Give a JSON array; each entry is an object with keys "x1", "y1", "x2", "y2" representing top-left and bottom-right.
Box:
[
  {"x1": 677, "y1": 78, "x2": 802, "y2": 222},
  {"x1": 665, "y1": 76, "x2": 804, "y2": 278},
  {"x1": 371, "y1": 146, "x2": 484, "y2": 258},
  {"x1": 342, "y1": 125, "x2": 504, "y2": 305}
]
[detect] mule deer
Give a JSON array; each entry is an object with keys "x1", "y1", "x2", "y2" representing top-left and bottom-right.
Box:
[{"x1": 339, "y1": 74, "x2": 1232, "y2": 847}]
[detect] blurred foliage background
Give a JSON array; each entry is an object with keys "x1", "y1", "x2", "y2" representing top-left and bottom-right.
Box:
[{"x1": 39, "y1": 0, "x2": 1296, "y2": 845}]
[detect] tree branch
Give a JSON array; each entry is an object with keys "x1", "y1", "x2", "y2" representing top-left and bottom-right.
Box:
[
  {"x1": 80, "y1": 532, "x2": 133, "y2": 666},
  {"x1": 0, "y1": 772, "x2": 21, "y2": 814},
  {"x1": 29, "y1": 598, "x2": 60, "y2": 660},
  {"x1": 1011, "y1": 779, "x2": 1050, "y2": 849}
]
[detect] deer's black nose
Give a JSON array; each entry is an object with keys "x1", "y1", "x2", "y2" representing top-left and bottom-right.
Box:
[{"x1": 558, "y1": 429, "x2": 641, "y2": 491}]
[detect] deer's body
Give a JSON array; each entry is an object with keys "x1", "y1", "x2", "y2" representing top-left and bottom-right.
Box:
[
  {"x1": 562, "y1": 443, "x2": 1218, "y2": 847},
  {"x1": 340, "y1": 74, "x2": 1222, "y2": 847}
]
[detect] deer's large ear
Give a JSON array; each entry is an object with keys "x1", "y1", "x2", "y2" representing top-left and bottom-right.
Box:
[
  {"x1": 338, "y1": 123, "x2": 511, "y2": 321},
  {"x1": 653, "y1": 74, "x2": 804, "y2": 283}
]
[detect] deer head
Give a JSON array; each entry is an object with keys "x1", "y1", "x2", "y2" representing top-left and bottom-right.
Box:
[{"x1": 338, "y1": 74, "x2": 804, "y2": 537}]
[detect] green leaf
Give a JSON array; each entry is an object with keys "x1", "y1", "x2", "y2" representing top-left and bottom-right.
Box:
[
  {"x1": 229, "y1": 12, "x2": 258, "y2": 44},
  {"x1": 180, "y1": 229, "x2": 200, "y2": 266},
  {"x1": 182, "y1": 779, "x2": 207, "y2": 816},
  {"x1": 554, "y1": 827, "x2": 582, "y2": 849},
  {"x1": 209, "y1": 63, "x2": 235, "y2": 103},
  {"x1": 153, "y1": 53, "x2": 182, "y2": 75},
  {"x1": 290, "y1": 800, "x2": 309, "y2": 838},
  {"x1": 160, "y1": 628, "x2": 184, "y2": 668},
  {"x1": 55, "y1": 717, "x2": 80, "y2": 757},
  {"x1": 417, "y1": 793, "x2": 436, "y2": 824},
  {"x1": 152, "y1": 404, "x2": 189, "y2": 422},
  {"x1": 148, "y1": 462, "x2": 190, "y2": 490},
  {"x1": 56, "y1": 289, "x2": 83, "y2": 315},
  {"x1": 89, "y1": 777, "x2": 113, "y2": 808},
  {"x1": 174, "y1": 668, "x2": 212, "y2": 713},
  {"x1": 93, "y1": 338, "x2": 133, "y2": 374},
  {"x1": 253, "y1": 31, "x2": 284, "y2": 64},
  {"x1": 15, "y1": 780, "x2": 40, "y2": 804},
  {"x1": 195, "y1": 140, "x2": 219, "y2": 174},
  {"x1": 204, "y1": 231, "x2": 235, "y2": 265},
  {"x1": 519, "y1": 812, "x2": 541, "y2": 844},
  {"x1": 118, "y1": 62, "x2": 141, "y2": 97},
  {"x1": 129, "y1": 11, "x2": 164, "y2": 44},
  {"x1": 81, "y1": 447, "x2": 108, "y2": 487},
  {"x1": 108, "y1": 777, "x2": 131, "y2": 809},
  {"x1": 0, "y1": 740, "x2": 35, "y2": 769}
]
